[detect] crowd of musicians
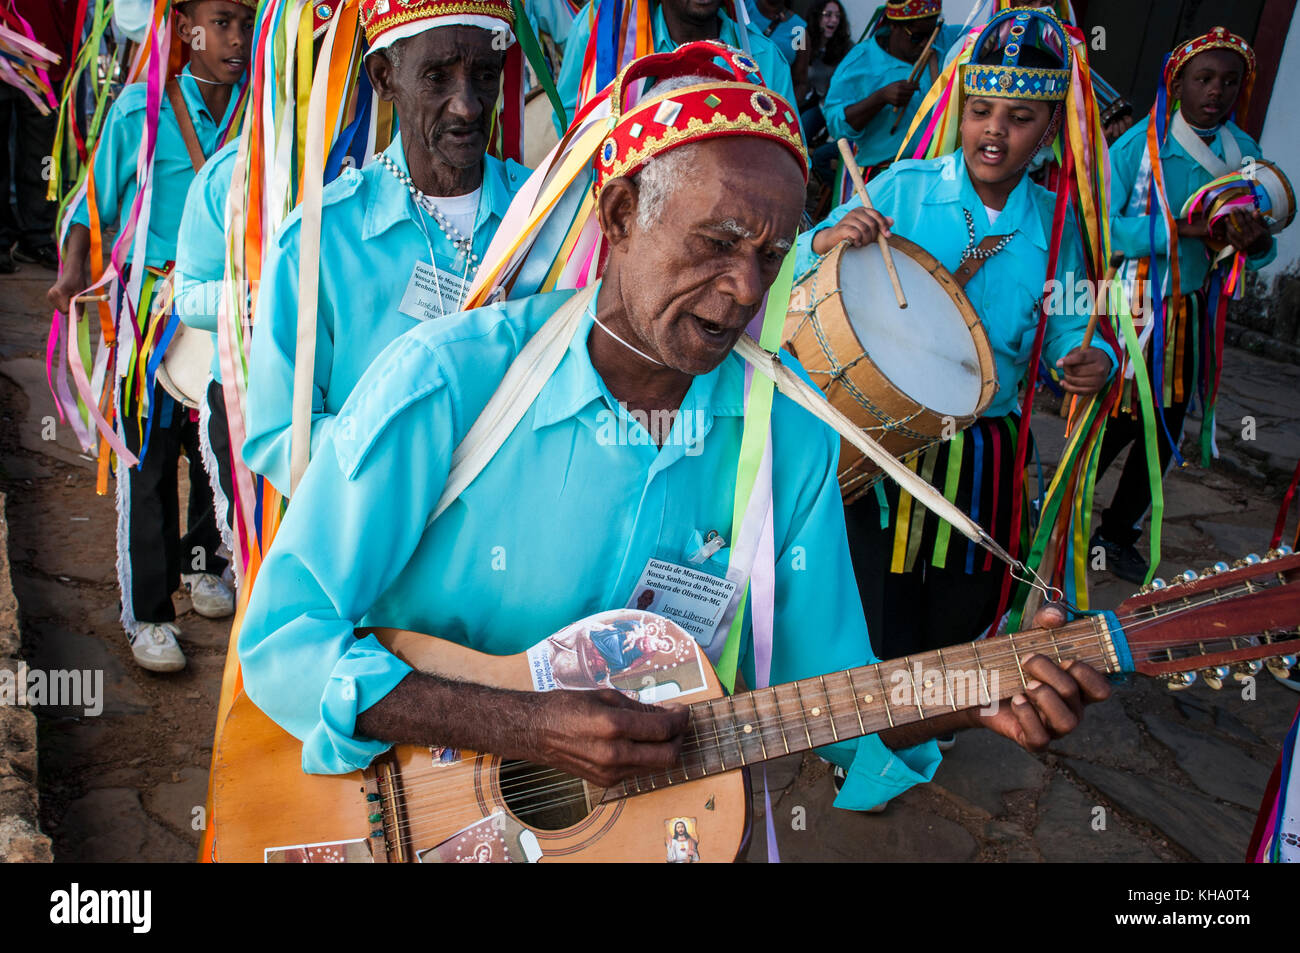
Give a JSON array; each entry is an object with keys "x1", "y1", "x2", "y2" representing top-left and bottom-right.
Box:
[{"x1": 40, "y1": 0, "x2": 1294, "y2": 820}]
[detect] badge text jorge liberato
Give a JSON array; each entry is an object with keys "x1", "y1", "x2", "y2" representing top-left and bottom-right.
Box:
[{"x1": 49, "y1": 884, "x2": 151, "y2": 933}]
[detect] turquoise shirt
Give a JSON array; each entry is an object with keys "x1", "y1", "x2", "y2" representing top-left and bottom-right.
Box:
[
  {"x1": 824, "y1": 23, "x2": 964, "y2": 168},
  {"x1": 238, "y1": 285, "x2": 941, "y2": 810},
  {"x1": 555, "y1": 2, "x2": 797, "y2": 129},
  {"x1": 527, "y1": 0, "x2": 578, "y2": 48},
  {"x1": 242, "y1": 136, "x2": 529, "y2": 495},
  {"x1": 70, "y1": 66, "x2": 245, "y2": 269},
  {"x1": 742, "y1": 0, "x2": 807, "y2": 65},
  {"x1": 797, "y1": 154, "x2": 1115, "y2": 418},
  {"x1": 174, "y1": 139, "x2": 239, "y2": 385},
  {"x1": 1110, "y1": 115, "x2": 1276, "y2": 295}
]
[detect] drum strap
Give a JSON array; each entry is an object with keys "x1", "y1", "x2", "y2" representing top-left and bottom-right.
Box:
[
  {"x1": 165, "y1": 80, "x2": 209, "y2": 174},
  {"x1": 953, "y1": 235, "x2": 1009, "y2": 287}
]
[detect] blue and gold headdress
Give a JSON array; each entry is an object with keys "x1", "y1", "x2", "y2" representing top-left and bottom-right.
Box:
[{"x1": 962, "y1": 6, "x2": 1070, "y2": 102}]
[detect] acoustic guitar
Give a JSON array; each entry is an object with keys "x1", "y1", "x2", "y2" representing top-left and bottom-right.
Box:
[{"x1": 211, "y1": 550, "x2": 1300, "y2": 863}]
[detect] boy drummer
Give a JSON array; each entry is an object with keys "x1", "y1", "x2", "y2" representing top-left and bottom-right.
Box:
[
  {"x1": 794, "y1": 8, "x2": 1113, "y2": 755},
  {"x1": 1091, "y1": 28, "x2": 1277, "y2": 585}
]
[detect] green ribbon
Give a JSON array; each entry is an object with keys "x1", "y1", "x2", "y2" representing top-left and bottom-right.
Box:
[
  {"x1": 510, "y1": 0, "x2": 568, "y2": 133},
  {"x1": 715, "y1": 248, "x2": 796, "y2": 693}
]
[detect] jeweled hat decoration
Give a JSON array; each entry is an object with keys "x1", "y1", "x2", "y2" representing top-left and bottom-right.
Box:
[
  {"x1": 594, "y1": 41, "x2": 808, "y2": 193},
  {"x1": 886, "y1": 0, "x2": 942, "y2": 21},
  {"x1": 1163, "y1": 26, "x2": 1256, "y2": 118},
  {"x1": 962, "y1": 7, "x2": 1071, "y2": 102},
  {"x1": 359, "y1": 0, "x2": 516, "y2": 52}
]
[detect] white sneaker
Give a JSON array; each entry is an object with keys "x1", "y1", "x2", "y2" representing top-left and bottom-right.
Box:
[
  {"x1": 183, "y1": 572, "x2": 235, "y2": 619},
  {"x1": 128, "y1": 622, "x2": 186, "y2": 672}
]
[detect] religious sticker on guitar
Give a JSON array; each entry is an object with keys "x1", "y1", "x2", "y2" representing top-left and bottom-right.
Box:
[{"x1": 526, "y1": 609, "x2": 708, "y2": 702}]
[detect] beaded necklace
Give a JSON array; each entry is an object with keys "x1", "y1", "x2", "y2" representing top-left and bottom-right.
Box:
[
  {"x1": 958, "y1": 208, "x2": 1014, "y2": 266},
  {"x1": 376, "y1": 152, "x2": 480, "y2": 275}
]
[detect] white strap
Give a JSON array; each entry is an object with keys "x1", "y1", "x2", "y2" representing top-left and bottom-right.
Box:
[
  {"x1": 1171, "y1": 111, "x2": 1242, "y2": 179},
  {"x1": 429, "y1": 285, "x2": 596, "y2": 523}
]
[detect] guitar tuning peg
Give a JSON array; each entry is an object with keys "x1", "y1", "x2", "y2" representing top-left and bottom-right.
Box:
[
  {"x1": 1266, "y1": 655, "x2": 1298, "y2": 677},
  {"x1": 1213, "y1": 561, "x2": 1231, "y2": 573},
  {"x1": 1200, "y1": 666, "x2": 1230, "y2": 690},
  {"x1": 1198, "y1": 567, "x2": 1215, "y2": 579},
  {"x1": 1232, "y1": 659, "x2": 1264, "y2": 680},
  {"x1": 1179, "y1": 569, "x2": 1199, "y2": 583},
  {"x1": 1162, "y1": 670, "x2": 1197, "y2": 691},
  {"x1": 1266, "y1": 546, "x2": 1294, "y2": 560},
  {"x1": 1280, "y1": 544, "x2": 1295, "y2": 556},
  {"x1": 1245, "y1": 553, "x2": 1262, "y2": 565},
  {"x1": 1139, "y1": 577, "x2": 1167, "y2": 594}
]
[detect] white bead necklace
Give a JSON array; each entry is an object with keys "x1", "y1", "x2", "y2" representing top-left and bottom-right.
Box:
[{"x1": 376, "y1": 152, "x2": 479, "y2": 274}]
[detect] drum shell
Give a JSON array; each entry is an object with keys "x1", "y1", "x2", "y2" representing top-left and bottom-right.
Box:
[
  {"x1": 783, "y1": 238, "x2": 996, "y2": 504},
  {"x1": 157, "y1": 321, "x2": 214, "y2": 410}
]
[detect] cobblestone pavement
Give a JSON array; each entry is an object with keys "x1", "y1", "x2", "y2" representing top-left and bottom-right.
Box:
[{"x1": 2, "y1": 266, "x2": 1297, "y2": 862}]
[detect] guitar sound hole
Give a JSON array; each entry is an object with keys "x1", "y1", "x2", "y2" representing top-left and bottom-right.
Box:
[{"x1": 498, "y1": 759, "x2": 595, "y2": 831}]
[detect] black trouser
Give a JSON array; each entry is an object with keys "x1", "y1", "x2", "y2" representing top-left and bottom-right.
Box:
[
  {"x1": 0, "y1": 85, "x2": 58, "y2": 252},
  {"x1": 117, "y1": 376, "x2": 226, "y2": 625},
  {"x1": 205, "y1": 378, "x2": 235, "y2": 535},
  {"x1": 844, "y1": 415, "x2": 1024, "y2": 661},
  {"x1": 847, "y1": 499, "x2": 1007, "y2": 660},
  {"x1": 1095, "y1": 300, "x2": 1199, "y2": 548}
]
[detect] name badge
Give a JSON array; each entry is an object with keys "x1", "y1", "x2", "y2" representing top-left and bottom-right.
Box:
[
  {"x1": 398, "y1": 261, "x2": 471, "y2": 321},
  {"x1": 626, "y1": 558, "x2": 738, "y2": 648}
]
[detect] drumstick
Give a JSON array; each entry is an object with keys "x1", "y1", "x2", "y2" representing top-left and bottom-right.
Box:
[
  {"x1": 837, "y1": 137, "x2": 908, "y2": 309},
  {"x1": 73, "y1": 293, "x2": 110, "y2": 303},
  {"x1": 889, "y1": 19, "x2": 943, "y2": 134},
  {"x1": 1061, "y1": 254, "x2": 1123, "y2": 420}
]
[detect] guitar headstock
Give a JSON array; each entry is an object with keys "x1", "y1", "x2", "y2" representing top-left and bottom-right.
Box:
[{"x1": 1109, "y1": 548, "x2": 1300, "y2": 690}]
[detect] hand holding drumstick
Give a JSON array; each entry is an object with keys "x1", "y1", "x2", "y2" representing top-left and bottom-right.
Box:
[{"x1": 810, "y1": 140, "x2": 908, "y2": 308}]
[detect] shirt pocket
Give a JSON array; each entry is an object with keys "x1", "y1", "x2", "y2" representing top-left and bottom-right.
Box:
[{"x1": 679, "y1": 529, "x2": 733, "y2": 579}]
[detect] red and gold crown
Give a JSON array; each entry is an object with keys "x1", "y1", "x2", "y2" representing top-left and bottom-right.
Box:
[
  {"x1": 594, "y1": 41, "x2": 807, "y2": 193},
  {"x1": 1165, "y1": 26, "x2": 1256, "y2": 85},
  {"x1": 886, "y1": 0, "x2": 942, "y2": 21},
  {"x1": 359, "y1": 0, "x2": 515, "y2": 50}
]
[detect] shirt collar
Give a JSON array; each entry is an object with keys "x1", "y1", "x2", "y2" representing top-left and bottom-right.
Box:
[
  {"x1": 531, "y1": 282, "x2": 749, "y2": 434},
  {"x1": 922, "y1": 152, "x2": 1048, "y2": 251},
  {"x1": 362, "y1": 134, "x2": 510, "y2": 242},
  {"x1": 175, "y1": 63, "x2": 247, "y2": 130}
]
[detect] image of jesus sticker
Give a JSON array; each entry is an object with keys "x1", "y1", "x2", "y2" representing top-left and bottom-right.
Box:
[{"x1": 666, "y1": 816, "x2": 701, "y2": 863}]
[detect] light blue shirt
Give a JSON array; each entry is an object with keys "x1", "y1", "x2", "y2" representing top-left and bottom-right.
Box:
[
  {"x1": 527, "y1": 0, "x2": 578, "y2": 48},
  {"x1": 70, "y1": 66, "x2": 245, "y2": 269},
  {"x1": 238, "y1": 285, "x2": 941, "y2": 811},
  {"x1": 824, "y1": 23, "x2": 964, "y2": 168},
  {"x1": 797, "y1": 154, "x2": 1116, "y2": 417},
  {"x1": 174, "y1": 139, "x2": 240, "y2": 384},
  {"x1": 742, "y1": 0, "x2": 807, "y2": 65},
  {"x1": 1109, "y1": 115, "x2": 1276, "y2": 295},
  {"x1": 242, "y1": 136, "x2": 529, "y2": 495},
  {"x1": 555, "y1": 2, "x2": 797, "y2": 130}
]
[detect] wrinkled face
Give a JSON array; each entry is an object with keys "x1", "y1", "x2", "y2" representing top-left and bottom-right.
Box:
[
  {"x1": 888, "y1": 15, "x2": 937, "y2": 62},
  {"x1": 960, "y1": 95, "x2": 1054, "y2": 191},
  {"x1": 661, "y1": 0, "x2": 724, "y2": 26},
  {"x1": 604, "y1": 138, "x2": 804, "y2": 377},
  {"x1": 368, "y1": 26, "x2": 505, "y2": 172},
  {"x1": 1173, "y1": 49, "x2": 1246, "y2": 128},
  {"x1": 178, "y1": 0, "x2": 254, "y2": 84},
  {"x1": 820, "y1": 3, "x2": 842, "y2": 35}
]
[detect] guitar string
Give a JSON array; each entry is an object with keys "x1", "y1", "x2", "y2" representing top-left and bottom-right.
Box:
[
  {"x1": 377, "y1": 624, "x2": 1297, "y2": 842},
  {"x1": 369, "y1": 591, "x2": 1297, "y2": 814},
  {"x1": 362, "y1": 582, "x2": 1296, "y2": 836},
  {"x1": 380, "y1": 583, "x2": 1291, "y2": 798}
]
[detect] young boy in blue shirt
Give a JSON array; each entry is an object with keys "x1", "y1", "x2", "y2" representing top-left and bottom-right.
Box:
[{"x1": 47, "y1": 0, "x2": 256, "y2": 672}]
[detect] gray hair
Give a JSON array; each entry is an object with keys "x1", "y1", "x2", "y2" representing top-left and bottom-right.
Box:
[{"x1": 631, "y1": 74, "x2": 714, "y2": 229}]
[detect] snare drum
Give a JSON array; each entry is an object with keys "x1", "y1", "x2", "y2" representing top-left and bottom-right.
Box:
[
  {"x1": 1184, "y1": 159, "x2": 1296, "y2": 252},
  {"x1": 783, "y1": 238, "x2": 998, "y2": 503}
]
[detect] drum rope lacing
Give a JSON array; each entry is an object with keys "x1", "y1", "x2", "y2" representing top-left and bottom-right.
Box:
[{"x1": 958, "y1": 209, "x2": 1014, "y2": 265}]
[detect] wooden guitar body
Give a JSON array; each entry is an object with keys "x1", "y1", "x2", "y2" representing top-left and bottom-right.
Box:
[{"x1": 212, "y1": 611, "x2": 750, "y2": 863}]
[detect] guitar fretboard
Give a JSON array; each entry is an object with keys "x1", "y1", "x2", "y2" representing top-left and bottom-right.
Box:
[{"x1": 603, "y1": 616, "x2": 1120, "y2": 802}]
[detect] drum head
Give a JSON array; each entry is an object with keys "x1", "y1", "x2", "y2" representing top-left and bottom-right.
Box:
[{"x1": 838, "y1": 242, "x2": 983, "y2": 417}]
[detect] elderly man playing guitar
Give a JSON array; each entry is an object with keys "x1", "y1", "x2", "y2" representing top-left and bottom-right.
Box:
[{"x1": 236, "y1": 42, "x2": 1110, "y2": 855}]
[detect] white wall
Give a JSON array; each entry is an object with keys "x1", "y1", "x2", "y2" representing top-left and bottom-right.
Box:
[{"x1": 1258, "y1": 10, "x2": 1300, "y2": 284}]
